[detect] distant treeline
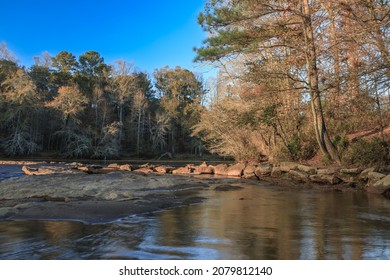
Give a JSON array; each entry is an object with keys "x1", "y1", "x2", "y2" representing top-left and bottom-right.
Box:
[{"x1": 0, "y1": 47, "x2": 206, "y2": 159}]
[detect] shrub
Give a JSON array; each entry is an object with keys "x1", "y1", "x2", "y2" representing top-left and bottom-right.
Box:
[{"x1": 343, "y1": 137, "x2": 389, "y2": 166}]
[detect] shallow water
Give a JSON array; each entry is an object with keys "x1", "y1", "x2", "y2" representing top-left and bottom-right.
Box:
[{"x1": 0, "y1": 182, "x2": 389, "y2": 259}]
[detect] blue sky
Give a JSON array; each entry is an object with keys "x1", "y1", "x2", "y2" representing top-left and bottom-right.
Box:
[{"x1": 0, "y1": 0, "x2": 209, "y2": 74}]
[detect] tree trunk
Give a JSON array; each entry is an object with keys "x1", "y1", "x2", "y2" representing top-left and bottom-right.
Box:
[
  {"x1": 302, "y1": 0, "x2": 340, "y2": 163},
  {"x1": 137, "y1": 108, "x2": 141, "y2": 157}
]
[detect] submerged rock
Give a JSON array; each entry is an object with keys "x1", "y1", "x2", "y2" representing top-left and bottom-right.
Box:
[{"x1": 214, "y1": 185, "x2": 243, "y2": 191}]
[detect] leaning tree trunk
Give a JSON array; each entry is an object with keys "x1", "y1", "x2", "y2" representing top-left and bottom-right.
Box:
[{"x1": 302, "y1": 0, "x2": 341, "y2": 163}]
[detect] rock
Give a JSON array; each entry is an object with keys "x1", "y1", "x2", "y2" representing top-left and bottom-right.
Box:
[
  {"x1": 103, "y1": 192, "x2": 118, "y2": 200},
  {"x1": 194, "y1": 162, "x2": 214, "y2": 174},
  {"x1": 133, "y1": 167, "x2": 154, "y2": 174},
  {"x1": 317, "y1": 168, "x2": 337, "y2": 175},
  {"x1": 243, "y1": 165, "x2": 257, "y2": 179},
  {"x1": 139, "y1": 163, "x2": 155, "y2": 169},
  {"x1": 288, "y1": 170, "x2": 309, "y2": 182},
  {"x1": 337, "y1": 173, "x2": 357, "y2": 184},
  {"x1": 22, "y1": 166, "x2": 38, "y2": 176},
  {"x1": 255, "y1": 165, "x2": 272, "y2": 177},
  {"x1": 280, "y1": 162, "x2": 299, "y2": 172},
  {"x1": 368, "y1": 174, "x2": 390, "y2": 194},
  {"x1": 22, "y1": 166, "x2": 71, "y2": 176},
  {"x1": 172, "y1": 166, "x2": 192, "y2": 175},
  {"x1": 340, "y1": 168, "x2": 362, "y2": 175},
  {"x1": 366, "y1": 172, "x2": 386, "y2": 187},
  {"x1": 119, "y1": 164, "x2": 133, "y2": 171},
  {"x1": 242, "y1": 173, "x2": 258, "y2": 180},
  {"x1": 359, "y1": 167, "x2": 377, "y2": 181},
  {"x1": 107, "y1": 163, "x2": 120, "y2": 169},
  {"x1": 297, "y1": 164, "x2": 317, "y2": 174},
  {"x1": 383, "y1": 188, "x2": 390, "y2": 199},
  {"x1": 309, "y1": 174, "x2": 341, "y2": 185},
  {"x1": 154, "y1": 166, "x2": 174, "y2": 174},
  {"x1": 69, "y1": 162, "x2": 81, "y2": 169},
  {"x1": 227, "y1": 163, "x2": 246, "y2": 177},
  {"x1": 78, "y1": 166, "x2": 93, "y2": 174},
  {"x1": 213, "y1": 164, "x2": 229, "y2": 176},
  {"x1": 271, "y1": 167, "x2": 282, "y2": 177}
]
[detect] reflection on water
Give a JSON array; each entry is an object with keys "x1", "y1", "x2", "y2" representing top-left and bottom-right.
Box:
[{"x1": 0, "y1": 183, "x2": 389, "y2": 259}]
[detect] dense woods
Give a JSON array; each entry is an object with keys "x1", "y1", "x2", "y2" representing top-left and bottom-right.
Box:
[
  {"x1": 194, "y1": 0, "x2": 389, "y2": 165},
  {"x1": 0, "y1": 45, "x2": 206, "y2": 159},
  {"x1": 0, "y1": 0, "x2": 389, "y2": 166}
]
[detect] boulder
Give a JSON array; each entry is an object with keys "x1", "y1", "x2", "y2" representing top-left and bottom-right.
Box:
[
  {"x1": 213, "y1": 164, "x2": 229, "y2": 176},
  {"x1": 195, "y1": 162, "x2": 214, "y2": 174},
  {"x1": 242, "y1": 165, "x2": 258, "y2": 180},
  {"x1": 77, "y1": 166, "x2": 96, "y2": 174},
  {"x1": 119, "y1": 164, "x2": 133, "y2": 171},
  {"x1": 69, "y1": 162, "x2": 82, "y2": 169},
  {"x1": 297, "y1": 164, "x2": 317, "y2": 174},
  {"x1": 280, "y1": 162, "x2": 299, "y2": 172},
  {"x1": 22, "y1": 166, "x2": 38, "y2": 175},
  {"x1": 337, "y1": 173, "x2": 357, "y2": 184},
  {"x1": 78, "y1": 166, "x2": 113, "y2": 174},
  {"x1": 368, "y1": 174, "x2": 390, "y2": 194},
  {"x1": 309, "y1": 174, "x2": 341, "y2": 185},
  {"x1": 317, "y1": 168, "x2": 337, "y2": 175},
  {"x1": 288, "y1": 170, "x2": 309, "y2": 182},
  {"x1": 366, "y1": 172, "x2": 386, "y2": 184},
  {"x1": 227, "y1": 163, "x2": 246, "y2": 177},
  {"x1": 340, "y1": 168, "x2": 362, "y2": 175},
  {"x1": 271, "y1": 167, "x2": 282, "y2": 177},
  {"x1": 133, "y1": 167, "x2": 154, "y2": 174},
  {"x1": 255, "y1": 165, "x2": 272, "y2": 177},
  {"x1": 359, "y1": 167, "x2": 377, "y2": 181},
  {"x1": 154, "y1": 165, "x2": 174, "y2": 174},
  {"x1": 107, "y1": 163, "x2": 120, "y2": 169},
  {"x1": 22, "y1": 166, "x2": 73, "y2": 176},
  {"x1": 172, "y1": 166, "x2": 192, "y2": 175}
]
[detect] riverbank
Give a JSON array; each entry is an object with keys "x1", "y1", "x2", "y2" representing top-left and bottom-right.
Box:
[
  {"x1": 0, "y1": 163, "x2": 258, "y2": 223},
  {"x1": 0, "y1": 160, "x2": 389, "y2": 224}
]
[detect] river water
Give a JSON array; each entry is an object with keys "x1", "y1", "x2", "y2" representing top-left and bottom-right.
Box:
[{"x1": 0, "y1": 180, "x2": 389, "y2": 260}]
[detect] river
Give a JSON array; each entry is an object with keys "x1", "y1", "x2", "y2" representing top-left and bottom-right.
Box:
[{"x1": 0, "y1": 180, "x2": 389, "y2": 259}]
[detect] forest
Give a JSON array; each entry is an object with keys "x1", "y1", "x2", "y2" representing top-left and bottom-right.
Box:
[
  {"x1": 0, "y1": 0, "x2": 389, "y2": 166},
  {"x1": 0, "y1": 47, "x2": 206, "y2": 159}
]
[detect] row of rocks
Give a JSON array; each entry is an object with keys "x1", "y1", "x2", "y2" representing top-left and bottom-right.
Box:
[
  {"x1": 21, "y1": 161, "x2": 390, "y2": 198},
  {"x1": 105, "y1": 162, "x2": 390, "y2": 196}
]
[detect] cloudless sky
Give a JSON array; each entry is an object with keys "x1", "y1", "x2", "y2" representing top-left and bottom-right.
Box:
[{"x1": 0, "y1": 0, "x2": 210, "y2": 75}]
